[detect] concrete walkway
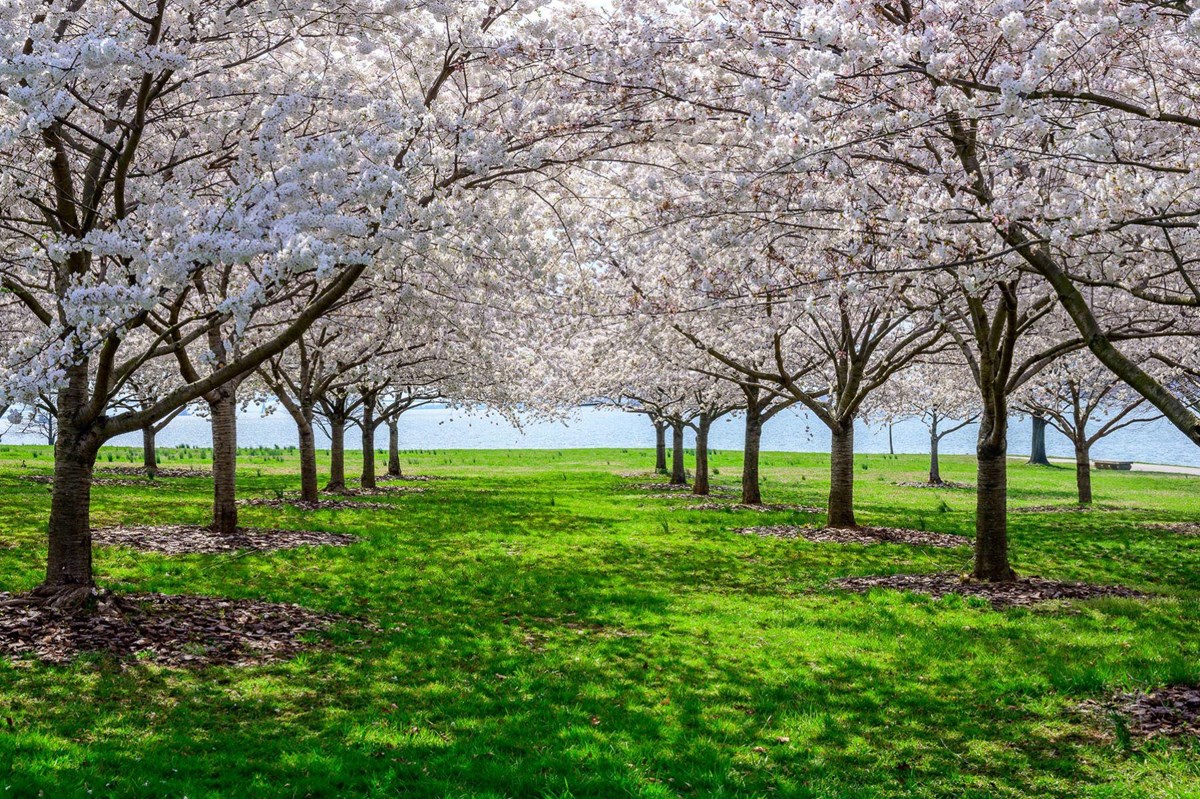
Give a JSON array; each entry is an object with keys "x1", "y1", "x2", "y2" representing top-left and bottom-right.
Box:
[{"x1": 1008, "y1": 456, "x2": 1200, "y2": 477}]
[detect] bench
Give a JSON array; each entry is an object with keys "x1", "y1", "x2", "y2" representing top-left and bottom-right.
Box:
[{"x1": 1093, "y1": 460, "x2": 1133, "y2": 471}]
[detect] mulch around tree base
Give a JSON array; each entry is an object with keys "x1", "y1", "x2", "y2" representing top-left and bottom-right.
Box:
[
  {"x1": 895, "y1": 480, "x2": 975, "y2": 490},
  {"x1": 1147, "y1": 522, "x2": 1200, "y2": 536},
  {"x1": 832, "y1": 573, "x2": 1146, "y2": 608},
  {"x1": 1011, "y1": 504, "x2": 1125, "y2": 514},
  {"x1": 675, "y1": 502, "x2": 824, "y2": 513},
  {"x1": 92, "y1": 524, "x2": 358, "y2": 554},
  {"x1": 97, "y1": 466, "x2": 212, "y2": 478},
  {"x1": 20, "y1": 475, "x2": 164, "y2": 488},
  {"x1": 1085, "y1": 685, "x2": 1200, "y2": 739},
  {"x1": 624, "y1": 482, "x2": 696, "y2": 492},
  {"x1": 0, "y1": 591, "x2": 347, "y2": 667},
  {"x1": 375, "y1": 474, "x2": 442, "y2": 482},
  {"x1": 735, "y1": 525, "x2": 968, "y2": 548},
  {"x1": 334, "y1": 486, "x2": 427, "y2": 496},
  {"x1": 237, "y1": 498, "x2": 398, "y2": 511}
]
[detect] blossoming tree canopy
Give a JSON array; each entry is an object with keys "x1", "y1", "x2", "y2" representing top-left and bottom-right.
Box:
[{"x1": 0, "y1": 0, "x2": 672, "y2": 599}]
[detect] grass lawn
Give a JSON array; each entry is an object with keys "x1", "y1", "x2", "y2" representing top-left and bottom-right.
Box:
[{"x1": 0, "y1": 444, "x2": 1198, "y2": 798}]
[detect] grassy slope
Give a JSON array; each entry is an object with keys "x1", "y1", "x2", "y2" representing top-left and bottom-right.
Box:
[{"x1": 0, "y1": 444, "x2": 1197, "y2": 799}]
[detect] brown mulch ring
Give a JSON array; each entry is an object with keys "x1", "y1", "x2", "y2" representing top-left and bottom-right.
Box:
[
  {"x1": 1084, "y1": 685, "x2": 1200, "y2": 739},
  {"x1": 674, "y1": 502, "x2": 824, "y2": 513},
  {"x1": 831, "y1": 572, "x2": 1146, "y2": 609},
  {"x1": 20, "y1": 475, "x2": 163, "y2": 488},
  {"x1": 92, "y1": 524, "x2": 357, "y2": 555},
  {"x1": 1146, "y1": 522, "x2": 1200, "y2": 536},
  {"x1": 624, "y1": 482, "x2": 695, "y2": 492},
  {"x1": 334, "y1": 485, "x2": 427, "y2": 497},
  {"x1": 375, "y1": 474, "x2": 442, "y2": 482},
  {"x1": 895, "y1": 480, "x2": 975, "y2": 490},
  {"x1": 237, "y1": 498, "x2": 398, "y2": 511},
  {"x1": 96, "y1": 466, "x2": 212, "y2": 478},
  {"x1": 0, "y1": 590, "x2": 349, "y2": 667},
  {"x1": 735, "y1": 525, "x2": 968, "y2": 548},
  {"x1": 1010, "y1": 504, "x2": 1125, "y2": 514}
]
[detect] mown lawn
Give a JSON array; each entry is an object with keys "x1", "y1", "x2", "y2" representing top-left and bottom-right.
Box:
[{"x1": 0, "y1": 444, "x2": 1198, "y2": 798}]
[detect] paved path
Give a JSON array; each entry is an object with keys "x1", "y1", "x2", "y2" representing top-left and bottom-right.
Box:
[{"x1": 1008, "y1": 456, "x2": 1200, "y2": 477}]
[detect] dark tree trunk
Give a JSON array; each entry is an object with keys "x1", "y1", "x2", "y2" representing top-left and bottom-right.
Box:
[
  {"x1": 692, "y1": 413, "x2": 711, "y2": 496},
  {"x1": 142, "y1": 425, "x2": 158, "y2": 478},
  {"x1": 654, "y1": 421, "x2": 667, "y2": 474},
  {"x1": 888, "y1": 423, "x2": 895, "y2": 456},
  {"x1": 326, "y1": 415, "x2": 346, "y2": 492},
  {"x1": 1027, "y1": 416, "x2": 1050, "y2": 465},
  {"x1": 361, "y1": 395, "x2": 377, "y2": 489},
  {"x1": 1075, "y1": 442, "x2": 1093, "y2": 505},
  {"x1": 669, "y1": 421, "x2": 687, "y2": 485},
  {"x1": 387, "y1": 417, "x2": 402, "y2": 477},
  {"x1": 742, "y1": 404, "x2": 763, "y2": 505},
  {"x1": 827, "y1": 422, "x2": 857, "y2": 527},
  {"x1": 931, "y1": 429, "x2": 940, "y2": 479},
  {"x1": 208, "y1": 388, "x2": 239, "y2": 536},
  {"x1": 297, "y1": 415, "x2": 319, "y2": 503},
  {"x1": 42, "y1": 368, "x2": 99, "y2": 592},
  {"x1": 974, "y1": 411, "x2": 1016, "y2": 581}
]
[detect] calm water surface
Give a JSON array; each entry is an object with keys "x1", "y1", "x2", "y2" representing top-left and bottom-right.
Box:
[{"x1": 11, "y1": 405, "x2": 1195, "y2": 468}]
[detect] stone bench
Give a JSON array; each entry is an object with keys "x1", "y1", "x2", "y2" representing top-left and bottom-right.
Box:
[{"x1": 1093, "y1": 460, "x2": 1133, "y2": 471}]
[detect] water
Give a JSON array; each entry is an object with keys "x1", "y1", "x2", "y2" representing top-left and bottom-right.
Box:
[{"x1": 8, "y1": 405, "x2": 1198, "y2": 467}]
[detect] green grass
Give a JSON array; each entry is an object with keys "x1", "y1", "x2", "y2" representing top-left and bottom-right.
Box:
[{"x1": 0, "y1": 445, "x2": 1198, "y2": 798}]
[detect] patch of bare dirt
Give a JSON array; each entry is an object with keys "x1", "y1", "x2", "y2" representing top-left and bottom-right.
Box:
[
  {"x1": 895, "y1": 480, "x2": 975, "y2": 490},
  {"x1": 735, "y1": 525, "x2": 968, "y2": 548},
  {"x1": 97, "y1": 466, "x2": 212, "y2": 478},
  {"x1": 333, "y1": 485, "x2": 427, "y2": 497},
  {"x1": 92, "y1": 524, "x2": 357, "y2": 554},
  {"x1": 237, "y1": 498, "x2": 398, "y2": 511},
  {"x1": 501, "y1": 613, "x2": 643, "y2": 654},
  {"x1": 1147, "y1": 522, "x2": 1200, "y2": 536},
  {"x1": 674, "y1": 502, "x2": 824, "y2": 513},
  {"x1": 832, "y1": 572, "x2": 1146, "y2": 608},
  {"x1": 1084, "y1": 685, "x2": 1200, "y2": 739},
  {"x1": 0, "y1": 591, "x2": 348, "y2": 667}
]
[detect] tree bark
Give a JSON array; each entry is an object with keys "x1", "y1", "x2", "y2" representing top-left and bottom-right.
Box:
[
  {"x1": 974, "y1": 412, "x2": 1016, "y2": 581},
  {"x1": 692, "y1": 413, "x2": 711, "y2": 496},
  {"x1": 827, "y1": 423, "x2": 857, "y2": 527},
  {"x1": 326, "y1": 414, "x2": 346, "y2": 493},
  {"x1": 208, "y1": 387, "x2": 239, "y2": 536},
  {"x1": 387, "y1": 417, "x2": 402, "y2": 477},
  {"x1": 360, "y1": 394, "x2": 377, "y2": 489},
  {"x1": 1027, "y1": 415, "x2": 1050, "y2": 465},
  {"x1": 669, "y1": 421, "x2": 687, "y2": 485},
  {"x1": 654, "y1": 421, "x2": 667, "y2": 474},
  {"x1": 1075, "y1": 442, "x2": 1093, "y2": 505},
  {"x1": 929, "y1": 429, "x2": 942, "y2": 485},
  {"x1": 297, "y1": 412, "x2": 319, "y2": 503},
  {"x1": 42, "y1": 367, "x2": 99, "y2": 592},
  {"x1": 142, "y1": 425, "x2": 158, "y2": 478},
  {"x1": 742, "y1": 404, "x2": 763, "y2": 505}
]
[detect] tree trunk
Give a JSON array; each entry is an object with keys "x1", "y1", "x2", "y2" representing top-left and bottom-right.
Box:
[
  {"x1": 361, "y1": 396, "x2": 377, "y2": 489},
  {"x1": 742, "y1": 405, "x2": 763, "y2": 505},
  {"x1": 1027, "y1": 416, "x2": 1050, "y2": 465},
  {"x1": 929, "y1": 429, "x2": 942, "y2": 485},
  {"x1": 974, "y1": 413, "x2": 1016, "y2": 581},
  {"x1": 827, "y1": 422, "x2": 857, "y2": 527},
  {"x1": 297, "y1": 414, "x2": 319, "y2": 503},
  {"x1": 888, "y1": 423, "x2": 895, "y2": 456},
  {"x1": 1075, "y1": 442, "x2": 1093, "y2": 505},
  {"x1": 326, "y1": 414, "x2": 346, "y2": 492},
  {"x1": 387, "y1": 417, "x2": 402, "y2": 477},
  {"x1": 692, "y1": 413, "x2": 711, "y2": 496},
  {"x1": 208, "y1": 388, "x2": 239, "y2": 536},
  {"x1": 142, "y1": 425, "x2": 158, "y2": 478},
  {"x1": 654, "y1": 421, "x2": 667, "y2": 474},
  {"x1": 669, "y1": 421, "x2": 687, "y2": 485},
  {"x1": 42, "y1": 368, "x2": 99, "y2": 592}
]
